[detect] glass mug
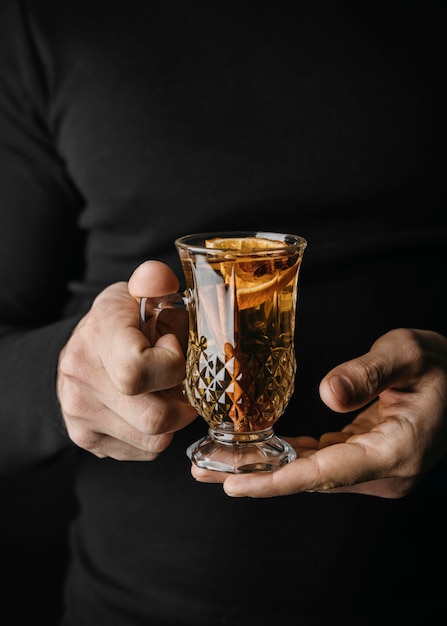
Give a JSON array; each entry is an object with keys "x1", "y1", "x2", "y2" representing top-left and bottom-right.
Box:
[{"x1": 140, "y1": 231, "x2": 307, "y2": 473}]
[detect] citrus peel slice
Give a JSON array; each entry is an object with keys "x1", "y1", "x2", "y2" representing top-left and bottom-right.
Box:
[{"x1": 205, "y1": 236, "x2": 299, "y2": 309}]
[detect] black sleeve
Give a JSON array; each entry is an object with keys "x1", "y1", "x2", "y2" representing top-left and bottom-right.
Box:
[{"x1": 0, "y1": 0, "x2": 84, "y2": 473}]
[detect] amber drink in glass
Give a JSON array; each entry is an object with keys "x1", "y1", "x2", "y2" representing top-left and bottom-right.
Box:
[{"x1": 175, "y1": 231, "x2": 306, "y2": 473}]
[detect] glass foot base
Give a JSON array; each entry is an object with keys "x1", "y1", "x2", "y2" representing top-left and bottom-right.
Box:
[{"x1": 186, "y1": 430, "x2": 296, "y2": 474}]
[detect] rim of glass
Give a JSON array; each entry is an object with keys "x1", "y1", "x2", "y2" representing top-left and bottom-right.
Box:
[{"x1": 175, "y1": 231, "x2": 307, "y2": 254}]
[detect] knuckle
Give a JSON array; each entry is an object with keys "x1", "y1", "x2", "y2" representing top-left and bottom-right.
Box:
[
  {"x1": 138, "y1": 401, "x2": 170, "y2": 435},
  {"x1": 58, "y1": 344, "x2": 83, "y2": 378},
  {"x1": 112, "y1": 358, "x2": 145, "y2": 395},
  {"x1": 146, "y1": 433, "x2": 174, "y2": 455},
  {"x1": 67, "y1": 423, "x2": 103, "y2": 452},
  {"x1": 355, "y1": 357, "x2": 385, "y2": 396},
  {"x1": 59, "y1": 378, "x2": 89, "y2": 417}
]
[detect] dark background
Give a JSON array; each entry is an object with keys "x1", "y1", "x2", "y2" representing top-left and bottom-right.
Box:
[{"x1": 0, "y1": 451, "x2": 78, "y2": 623}]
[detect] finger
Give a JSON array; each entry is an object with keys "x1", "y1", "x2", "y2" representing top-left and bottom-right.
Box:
[
  {"x1": 128, "y1": 260, "x2": 180, "y2": 299},
  {"x1": 319, "y1": 328, "x2": 428, "y2": 413},
  {"x1": 341, "y1": 400, "x2": 381, "y2": 435},
  {"x1": 92, "y1": 285, "x2": 186, "y2": 394},
  {"x1": 66, "y1": 388, "x2": 197, "y2": 459},
  {"x1": 220, "y1": 440, "x2": 383, "y2": 497},
  {"x1": 318, "y1": 431, "x2": 351, "y2": 447},
  {"x1": 191, "y1": 436, "x2": 319, "y2": 483},
  {"x1": 69, "y1": 423, "x2": 176, "y2": 461},
  {"x1": 128, "y1": 260, "x2": 188, "y2": 350},
  {"x1": 315, "y1": 476, "x2": 413, "y2": 498},
  {"x1": 96, "y1": 433, "x2": 176, "y2": 461},
  {"x1": 102, "y1": 385, "x2": 198, "y2": 436},
  {"x1": 189, "y1": 441, "x2": 411, "y2": 497},
  {"x1": 110, "y1": 331, "x2": 187, "y2": 394}
]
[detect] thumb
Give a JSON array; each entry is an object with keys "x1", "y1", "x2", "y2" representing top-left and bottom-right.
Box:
[
  {"x1": 127, "y1": 261, "x2": 179, "y2": 300},
  {"x1": 319, "y1": 328, "x2": 423, "y2": 413},
  {"x1": 128, "y1": 260, "x2": 180, "y2": 300},
  {"x1": 128, "y1": 260, "x2": 186, "y2": 349}
]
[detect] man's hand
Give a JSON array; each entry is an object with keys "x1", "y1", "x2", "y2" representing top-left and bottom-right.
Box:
[
  {"x1": 57, "y1": 260, "x2": 197, "y2": 460},
  {"x1": 191, "y1": 328, "x2": 447, "y2": 498}
]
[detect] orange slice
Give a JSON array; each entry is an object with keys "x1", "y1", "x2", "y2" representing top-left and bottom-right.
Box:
[
  {"x1": 236, "y1": 261, "x2": 298, "y2": 309},
  {"x1": 205, "y1": 236, "x2": 299, "y2": 309},
  {"x1": 205, "y1": 236, "x2": 285, "y2": 251}
]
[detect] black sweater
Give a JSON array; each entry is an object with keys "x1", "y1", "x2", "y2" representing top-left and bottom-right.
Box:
[{"x1": 1, "y1": 1, "x2": 446, "y2": 624}]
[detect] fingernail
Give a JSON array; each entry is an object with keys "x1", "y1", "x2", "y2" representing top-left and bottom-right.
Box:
[{"x1": 329, "y1": 375, "x2": 352, "y2": 406}]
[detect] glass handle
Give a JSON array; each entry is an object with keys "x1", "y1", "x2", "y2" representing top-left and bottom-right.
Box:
[{"x1": 139, "y1": 292, "x2": 187, "y2": 345}]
